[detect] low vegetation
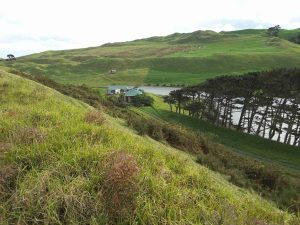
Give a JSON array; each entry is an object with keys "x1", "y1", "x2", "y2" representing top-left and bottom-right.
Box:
[
  {"x1": 1, "y1": 70, "x2": 300, "y2": 224},
  {"x1": 131, "y1": 94, "x2": 154, "y2": 107}
]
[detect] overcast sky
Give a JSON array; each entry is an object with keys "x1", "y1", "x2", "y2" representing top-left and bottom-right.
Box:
[{"x1": 1, "y1": 0, "x2": 300, "y2": 57}]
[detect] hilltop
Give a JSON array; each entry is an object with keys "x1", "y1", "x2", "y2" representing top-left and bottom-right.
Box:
[
  {"x1": 5, "y1": 28, "x2": 300, "y2": 87},
  {"x1": 1, "y1": 70, "x2": 299, "y2": 224}
]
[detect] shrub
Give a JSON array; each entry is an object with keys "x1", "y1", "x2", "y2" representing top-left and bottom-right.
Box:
[
  {"x1": 126, "y1": 113, "x2": 147, "y2": 135},
  {"x1": 162, "y1": 124, "x2": 202, "y2": 153},
  {"x1": 131, "y1": 94, "x2": 154, "y2": 107},
  {"x1": 289, "y1": 33, "x2": 300, "y2": 44},
  {"x1": 146, "y1": 122, "x2": 164, "y2": 140},
  {"x1": 102, "y1": 151, "x2": 139, "y2": 222},
  {"x1": 106, "y1": 95, "x2": 128, "y2": 108}
]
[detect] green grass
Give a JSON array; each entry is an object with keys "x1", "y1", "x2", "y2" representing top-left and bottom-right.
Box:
[
  {"x1": 4, "y1": 29, "x2": 300, "y2": 86},
  {"x1": 1, "y1": 70, "x2": 299, "y2": 224},
  {"x1": 136, "y1": 94, "x2": 300, "y2": 175}
]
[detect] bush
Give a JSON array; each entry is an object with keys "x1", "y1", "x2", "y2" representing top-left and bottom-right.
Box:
[
  {"x1": 289, "y1": 33, "x2": 300, "y2": 44},
  {"x1": 146, "y1": 122, "x2": 164, "y2": 140},
  {"x1": 106, "y1": 95, "x2": 128, "y2": 108},
  {"x1": 131, "y1": 94, "x2": 154, "y2": 107}
]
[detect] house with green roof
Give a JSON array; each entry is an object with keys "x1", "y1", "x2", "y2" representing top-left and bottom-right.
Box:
[
  {"x1": 124, "y1": 87, "x2": 144, "y2": 102},
  {"x1": 107, "y1": 86, "x2": 144, "y2": 102}
]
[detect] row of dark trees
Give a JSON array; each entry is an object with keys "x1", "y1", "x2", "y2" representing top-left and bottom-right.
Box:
[{"x1": 164, "y1": 68, "x2": 300, "y2": 146}]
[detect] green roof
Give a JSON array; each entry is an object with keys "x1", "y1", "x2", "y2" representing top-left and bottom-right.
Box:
[{"x1": 125, "y1": 88, "x2": 143, "y2": 97}]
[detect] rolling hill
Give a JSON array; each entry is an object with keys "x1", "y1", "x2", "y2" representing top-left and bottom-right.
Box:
[
  {"x1": 3, "y1": 28, "x2": 300, "y2": 87},
  {"x1": 1, "y1": 70, "x2": 299, "y2": 224}
]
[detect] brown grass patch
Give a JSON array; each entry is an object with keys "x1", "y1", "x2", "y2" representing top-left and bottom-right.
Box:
[
  {"x1": 5, "y1": 109, "x2": 22, "y2": 118},
  {"x1": 0, "y1": 82, "x2": 10, "y2": 95},
  {"x1": 0, "y1": 142, "x2": 11, "y2": 153},
  {"x1": 102, "y1": 151, "x2": 139, "y2": 222},
  {"x1": 0, "y1": 165, "x2": 18, "y2": 193},
  {"x1": 246, "y1": 218, "x2": 271, "y2": 225},
  {"x1": 17, "y1": 127, "x2": 46, "y2": 145},
  {"x1": 85, "y1": 110, "x2": 106, "y2": 125}
]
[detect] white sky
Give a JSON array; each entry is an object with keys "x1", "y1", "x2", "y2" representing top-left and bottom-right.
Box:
[{"x1": 1, "y1": 0, "x2": 300, "y2": 57}]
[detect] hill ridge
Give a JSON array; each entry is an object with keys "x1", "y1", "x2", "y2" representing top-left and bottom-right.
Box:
[{"x1": 4, "y1": 28, "x2": 300, "y2": 87}]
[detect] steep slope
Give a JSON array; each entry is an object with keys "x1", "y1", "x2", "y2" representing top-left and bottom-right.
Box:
[
  {"x1": 7, "y1": 29, "x2": 300, "y2": 87},
  {"x1": 0, "y1": 71, "x2": 299, "y2": 224}
]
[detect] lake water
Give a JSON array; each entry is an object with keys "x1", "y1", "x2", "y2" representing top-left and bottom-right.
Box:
[
  {"x1": 107, "y1": 86, "x2": 180, "y2": 95},
  {"x1": 139, "y1": 86, "x2": 181, "y2": 95}
]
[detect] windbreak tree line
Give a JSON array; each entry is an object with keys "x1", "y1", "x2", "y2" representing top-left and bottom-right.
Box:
[{"x1": 165, "y1": 68, "x2": 300, "y2": 146}]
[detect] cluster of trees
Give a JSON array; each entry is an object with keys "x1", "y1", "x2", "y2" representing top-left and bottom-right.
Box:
[
  {"x1": 266, "y1": 25, "x2": 300, "y2": 45},
  {"x1": 267, "y1": 25, "x2": 281, "y2": 37},
  {"x1": 164, "y1": 68, "x2": 300, "y2": 146}
]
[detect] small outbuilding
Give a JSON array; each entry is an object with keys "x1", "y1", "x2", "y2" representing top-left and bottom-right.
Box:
[
  {"x1": 107, "y1": 85, "x2": 129, "y2": 95},
  {"x1": 109, "y1": 69, "x2": 117, "y2": 74}
]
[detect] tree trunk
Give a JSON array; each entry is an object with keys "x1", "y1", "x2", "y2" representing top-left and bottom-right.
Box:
[
  {"x1": 256, "y1": 105, "x2": 270, "y2": 136},
  {"x1": 237, "y1": 97, "x2": 250, "y2": 131},
  {"x1": 269, "y1": 98, "x2": 287, "y2": 140}
]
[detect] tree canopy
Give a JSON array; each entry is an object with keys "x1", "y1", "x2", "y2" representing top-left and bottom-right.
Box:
[
  {"x1": 166, "y1": 68, "x2": 300, "y2": 146},
  {"x1": 267, "y1": 25, "x2": 281, "y2": 37}
]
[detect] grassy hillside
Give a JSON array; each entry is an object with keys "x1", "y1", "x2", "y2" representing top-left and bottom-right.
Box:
[
  {"x1": 4, "y1": 29, "x2": 300, "y2": 87},
  {"x1": 136, "y1": 95, "x2": 300, "y2": 175},
  {"x1": 1, "y1": 71, "x2": 299, "y2": 224}
]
